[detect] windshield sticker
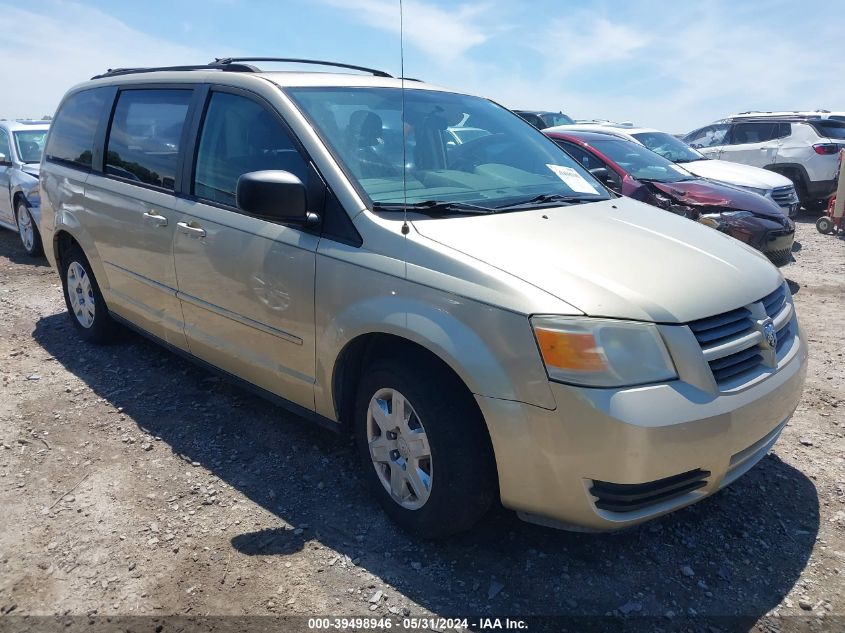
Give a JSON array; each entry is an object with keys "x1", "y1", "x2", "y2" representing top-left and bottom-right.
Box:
[{"x1": 546, "y1": 164, "x2": 599, "y2": 194}]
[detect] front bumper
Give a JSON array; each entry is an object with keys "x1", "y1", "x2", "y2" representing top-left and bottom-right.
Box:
[{"x1": 477, "y1": 324, "x2": 808, "y2": 531}]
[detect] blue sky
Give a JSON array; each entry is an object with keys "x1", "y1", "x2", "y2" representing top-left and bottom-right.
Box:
[{"x1": 1, "y1": 0, "x2": 843, "y2": 132}]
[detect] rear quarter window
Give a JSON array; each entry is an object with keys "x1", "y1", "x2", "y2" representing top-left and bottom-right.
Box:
[{"x1": 45, "y1": 88, "x2": 111, "y2": 169}]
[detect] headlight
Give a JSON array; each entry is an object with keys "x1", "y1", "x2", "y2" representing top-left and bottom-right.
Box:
[{"x1": 531, "y1": 316, "x2": 677, "y2": 387}]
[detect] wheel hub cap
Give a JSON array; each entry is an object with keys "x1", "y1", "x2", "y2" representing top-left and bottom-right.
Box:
[
  {"x1": 366, "y1": 388, "x2": 432, "y2": 510},
  {"x1": 67, "y1": 261, "x2": 95, "y2": 328}
]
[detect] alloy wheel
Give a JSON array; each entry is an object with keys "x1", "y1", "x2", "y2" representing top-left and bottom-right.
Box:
[{"x1": 16, "y1": 205, "x2": 34, "y2": 252}]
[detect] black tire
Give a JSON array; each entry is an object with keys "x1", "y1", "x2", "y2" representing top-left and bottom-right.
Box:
[
  {"x1": 15, "y1": 199, "x2": 43, "y2": 257},
  {"x1": 816, "y1": 216, "x2": 833, "y2": 234},
  {"x1": 804, "y1": 198, "x2": 828, "y2": 213},
  {"x1": 353, "y1": 354, "x2": 496, "y2": 538},
  {"x1": 60, "y1": 244, "x2": 120, "y2": 343}
]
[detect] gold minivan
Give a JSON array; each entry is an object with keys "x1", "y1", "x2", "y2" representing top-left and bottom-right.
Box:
[{"x1": 39, "y1": 59, "x2": 807, "y2": 537}]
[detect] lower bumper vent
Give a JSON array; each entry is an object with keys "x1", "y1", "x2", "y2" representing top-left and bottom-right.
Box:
[{"x1": 590, "y1": 469, "x2": 711, "y2": 513}]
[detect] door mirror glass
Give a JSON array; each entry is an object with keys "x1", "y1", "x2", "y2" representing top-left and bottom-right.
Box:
[
  {"x1": 590, "y1": 167, "x2": 621, "y2": 191},
  {"x1": 236, "y1": 170, "x2": 315, "y2": 223}
]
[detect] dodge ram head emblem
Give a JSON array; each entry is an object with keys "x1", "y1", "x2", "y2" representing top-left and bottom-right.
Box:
[{"x1": 762, "y1": 319, "x2": 777, "y2": 350}]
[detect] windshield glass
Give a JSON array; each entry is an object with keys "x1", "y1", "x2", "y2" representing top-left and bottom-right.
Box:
[
  {"x1": 286, "y1": 87, "x2": 609, "y2": 209},
  {"x1": 591, "y1": 138, "x2": 696, "y2": 183},
  {"x1": 14, "y1": 130, "x2": 48, "y2": 163},
  {"x1": 543, "y1": 113, "x2": 575, "y2": 127},
  {"x1": 631, "y1": 131, "x2": 705, "y2": 163}
]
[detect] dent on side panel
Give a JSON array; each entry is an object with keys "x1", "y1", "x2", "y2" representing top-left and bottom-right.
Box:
[{"x1": 312, "y1": 240, "x2": 557, "y2": 421}]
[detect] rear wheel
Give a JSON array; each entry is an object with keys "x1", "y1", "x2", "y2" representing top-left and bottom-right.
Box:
[
  {"x1": 60, "y1": 245, "x2": 119, "y2": 343},
  {"x1": 15, "y1": 200, "x2": 43, "y2": 257},
  {"x1": 354, "y1": 356, "x2": 496, "y2": 538}
]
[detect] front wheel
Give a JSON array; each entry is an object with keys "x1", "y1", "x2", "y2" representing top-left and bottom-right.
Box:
[
  {"x1": 15, "y1": 200, "x2": 43, "y2": 257},
  {"x1": 354, "y1": 356, "x2": 496, "y2": 538},
  {"x1": 60, "y1": 245, "x2": 119, "y2": 343}
]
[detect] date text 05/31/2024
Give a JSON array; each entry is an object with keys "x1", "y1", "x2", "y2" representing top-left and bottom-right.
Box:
[{"x1": 308, "y1": 617, "x2": 529, "y2": 630}]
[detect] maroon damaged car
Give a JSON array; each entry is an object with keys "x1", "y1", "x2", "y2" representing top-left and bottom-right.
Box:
[{"x1": 545, "y1": 130, "x2": 796, "y2": 266}]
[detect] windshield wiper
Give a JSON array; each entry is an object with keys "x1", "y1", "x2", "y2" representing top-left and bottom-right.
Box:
[
  {"x1": 372, "y1": 200, "x2": 495, "y2": 215},
  {"x1": 494, "y1": 193, "x2": 596, "y2": 210}
]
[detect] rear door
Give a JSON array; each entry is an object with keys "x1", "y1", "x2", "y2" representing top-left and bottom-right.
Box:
[
  {"x1": 683, "y1": 124, "x2": 730, "y2": 159},
  {"x1": 171, "y1": 87, "x2": 319, "y2": 410},
  {"x1": 719, "y1": 121, "x2": 781, "y2": 167},
  {"x1": 84, "y1": 86, "x2": 195, "y2": 350}
]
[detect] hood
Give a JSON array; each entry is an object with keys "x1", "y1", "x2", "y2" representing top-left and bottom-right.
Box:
[
  {"x1": 411, "y1": 198, "x2": 781, "y2": 323},
  {"x1": 681, "y1": 159, "x2": 792, "y2": 190},
  {"x1": 651, "y1": 180, "x2": 785, "y2": 221}
]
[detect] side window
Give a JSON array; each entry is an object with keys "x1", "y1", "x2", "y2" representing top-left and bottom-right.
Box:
[
  {"x1": 685, "y1": 124, "x2": 729, "y2": 148},
  {"x1": 729, "y1": 122, "x2": 779, "y2": 145},
  {"x1": 105, "y1": 89, "x2": 192, "y2": 190},
  {"x1": 193, "y1": 91, "x2": 308, "y2": 207},
  {"x1": 777, "y1": 122, "x2": 791, "y2": 138},
  {"x1": 557, "y1": 142, "x2": 604, "y2": 171},
  {"x1": 0, "y1": 131, "x2": 10, "y2": 161},
  {"x1": 45, "y1": 88, "x2": 110, "y2": 169}
]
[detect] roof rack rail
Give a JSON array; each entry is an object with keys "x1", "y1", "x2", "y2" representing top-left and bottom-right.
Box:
[
  {"x1": 213, "y1": 57, "x2": 393, "y2": 77},
  {"x1": 91, "y1": 62, "x2": 258, "y2": 80}
]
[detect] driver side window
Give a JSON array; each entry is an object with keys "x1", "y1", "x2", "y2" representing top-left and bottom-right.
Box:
[
  {"x1": 194, "y1": 91, "x2": 309, "y2": 207},
  {"x1": 685, "y1": 124, "x2": 729, "y2": 148}
]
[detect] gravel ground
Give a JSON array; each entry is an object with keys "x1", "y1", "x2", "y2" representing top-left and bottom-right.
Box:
[{"x1": 0, "y1": 215, "x2": 842, "y2": 632}]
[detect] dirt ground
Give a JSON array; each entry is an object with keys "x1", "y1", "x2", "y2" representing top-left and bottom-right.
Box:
[{"x1": 0, "y1": 214, "x2": 843, "y2": 633}]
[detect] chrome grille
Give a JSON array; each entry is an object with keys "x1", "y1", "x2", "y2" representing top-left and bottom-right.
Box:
[
  {"x1": 771, "y1": 185, "x2": 798, "y2": 206},
  {"x1": 762, "y1": 284, "x2": 786, "y2": 317},
  {"x1": 688, "y1": 282, "x2": 795, "y2": 389},
  {"x1": 688, "y1": 307, "x2": 754, "y2": 347}
]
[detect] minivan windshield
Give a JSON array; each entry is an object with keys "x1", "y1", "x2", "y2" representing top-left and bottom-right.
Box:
[
  {"x1": 591, "y1": 138, "x2": 697, "y2": 184},
  {"x1": 631, "y1": 131, "x2": 706, "y2": 164},
  {"x1": 14, "y1": 130, "x2": 48, "y2": 163},
  {"x1": 287, "y1": 87, "x2": 609, "y2": 211}
]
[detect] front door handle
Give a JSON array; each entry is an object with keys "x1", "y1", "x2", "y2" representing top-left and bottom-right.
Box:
[
  {"x1": 177, "y1": 221, "x2": 207, "y2": 238},
  {"x1": 143, "y1": 210, "x2": 168, "y2": 227}
]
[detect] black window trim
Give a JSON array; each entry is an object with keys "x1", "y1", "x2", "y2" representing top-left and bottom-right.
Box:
[
  {"x1": 182, "y1": 83, "x2": 362, "y2": 247},
  {"x1": 45, "y1": 85, "x2": 117, "y2": 173},
  {"x1": 100, "y1": 83, "x2": 199, "y2": 195}
]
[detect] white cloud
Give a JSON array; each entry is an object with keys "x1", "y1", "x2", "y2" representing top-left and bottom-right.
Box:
[
  {"x1": 0, "y1": 2, "x2": 213, "y2": 119},
  {"x1": 318, "y1": 0, "x2": 492, "y2": 64}
]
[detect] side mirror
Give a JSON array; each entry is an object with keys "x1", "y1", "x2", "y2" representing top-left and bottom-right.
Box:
[
  {"x1": 236, "y1": 170, "x2": 319, "y2": 224},
  {"x1": 0, "y1": 153, "x2": 10, "y2": 166},
  {"x1": 590, "y1": 167, "x2": 619, "y2": 190}
]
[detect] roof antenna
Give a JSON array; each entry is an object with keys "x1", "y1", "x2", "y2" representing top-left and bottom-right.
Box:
[{"x1": 399, "y1": 0, "x2": 410, "y2": 236}]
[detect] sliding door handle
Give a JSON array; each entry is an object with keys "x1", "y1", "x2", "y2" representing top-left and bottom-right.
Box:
[
  {"x1": 177, "y1": 221, "x2": 207, "y2": 238},
  {"x1": 143, "y1": 210, "x2": 168, "y2": 227}
]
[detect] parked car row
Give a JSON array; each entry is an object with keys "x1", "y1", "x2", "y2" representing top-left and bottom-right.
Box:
[
  {"x1": 0, "y1": 59, "x2": 809, "y2": 539},
  {"x1": 683, "y1": 113, "x2": 845, "y2": 210},
  {"x1": 545, "y1": 130, "x2": 796, "y2": 266}
]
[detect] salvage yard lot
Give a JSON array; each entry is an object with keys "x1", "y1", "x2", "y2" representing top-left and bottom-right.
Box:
[{"x1": 0, "y1": 217, "x2": 843, "y2": 628}]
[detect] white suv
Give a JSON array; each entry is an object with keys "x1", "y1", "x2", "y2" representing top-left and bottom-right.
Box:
[
  {"x1": 683, "y1": 116, "x2": 845, "y2": 210},
  {"x1": 548, "y1": 123, "x2": 799, "y2": 217}
]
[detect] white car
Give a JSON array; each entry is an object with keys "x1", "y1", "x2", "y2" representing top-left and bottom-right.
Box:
[
  {"x1": 548, "y1": 123, "x2": 799, "y2": 217},
  {"x1": 683, "y1": 116, "x2": 845, "y2": 210}
]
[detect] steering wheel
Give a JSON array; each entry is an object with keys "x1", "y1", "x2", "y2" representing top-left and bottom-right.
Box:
[{"x1": 447, "y1": 133, "x2": 508, "y2": 171}]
